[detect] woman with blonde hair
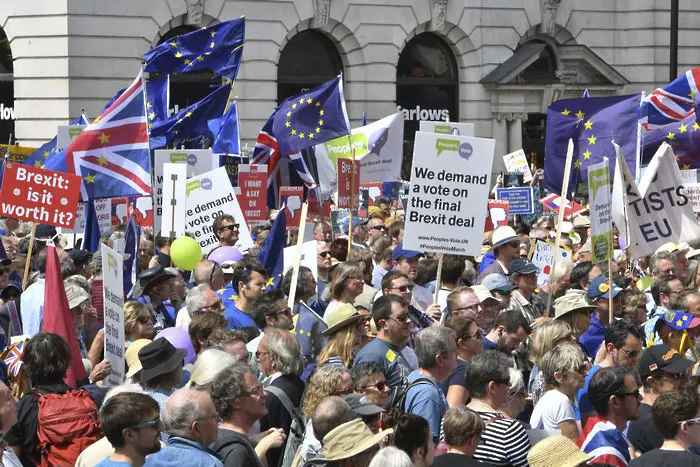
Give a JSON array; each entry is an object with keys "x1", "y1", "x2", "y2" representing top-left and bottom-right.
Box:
[
  {"x1": 317, "y1": 303, "x2": 370, "y2": 368},
  {"x1": 322, "y1": 262, "x2": 365, "y2": 315},
  {"x1": 528, "y1": 320, "x2": 575, "y2": 404},
  {"x1": 123, "y1": 300, "x2": 154, "y2": 343}
]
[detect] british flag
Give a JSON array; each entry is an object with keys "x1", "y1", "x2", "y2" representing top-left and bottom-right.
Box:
[
  {"x1": 639, "y1": 68, "x2": 700, "y2": 129},
  {"x1": 45, "y1": 71, "x2": 151, "y2": 200},
  {"x1": 3, "y1": 340, "x2": 25, "y2": 378}
]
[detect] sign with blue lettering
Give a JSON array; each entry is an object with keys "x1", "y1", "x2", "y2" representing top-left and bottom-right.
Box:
[{"x1": 495, "y1": 187, "x2": 534, "y2": 215}]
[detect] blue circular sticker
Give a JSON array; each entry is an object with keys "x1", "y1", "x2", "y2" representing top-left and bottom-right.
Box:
[
  {"x1": 187, "y1": 153, "x2": 198, "y2": 165},
  {"x1": 200, "y1": 178, "x2": 212, "y2": 190},
  {"x1": 458, "y1": 142, "x2": 473, "y2": 160}
]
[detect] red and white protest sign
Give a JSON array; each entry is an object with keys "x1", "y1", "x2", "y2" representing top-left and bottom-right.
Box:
[
  {"x1": 539, "y1": 193, "x2": 585, "y2": 220},
  {"x1": 308, "y1": 197, "x2": 333, "y2": 219},
  {"x1": 280, "y1": 186, "x2": 305, "y2": 229},
  {"x1": 111, "y1": 197, "x2": 154, "y2": 230},
  {"x1": 484, "y1": 199, "x2": 510, "y2": 231},
  {"x1": 0, "y1": 162, "x2": 82, "y2": 228},
  {"x1": 238, "y1": 164, "x2": 268, "y2": 224},
  {"x1": 337, "y1": 158, "x2": 360, "y2": 209}
]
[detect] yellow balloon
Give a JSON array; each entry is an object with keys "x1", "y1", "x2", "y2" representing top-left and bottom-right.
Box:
[
  {"x1": 170, "y1": 236, "x2": 202, "y2": 270},
  {"x1": 636, "y1": 276, "x2": 655, "y2": 291}
]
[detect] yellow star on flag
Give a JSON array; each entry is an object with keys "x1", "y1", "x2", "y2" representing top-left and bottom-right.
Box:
[
  {"x1": 210, "y1": 31, "x2": 216, "y2": 37},
  {"x1": 319, "y1": 119, "x2": 324, "y2": 125},
  {"x1": 308, "y1": 133, "x2": 314, "y2": 139},
  {"x1": 97, "y1": 156, "x2": 108, "y2": 166},
  {"x1": 319, "y1": 110, "x2": 324, "y2": 116},
  {"x1": 583, "y1": 150, "x2": 592, "y2": 159},
  {"x1": 265, "y1": 276, "x2": 275, "y2": 287},
  {"x1": 146, "y1": 102, "x2": 152, "y2": 109},
  {"x1": 292, "y1": 103, "x2": 297, "y2": 109},
  {"x1": 175, "y1": 52, "x2": 182, "y2": 58},
  {"x1": 315, "y1": 127, "x2": 320, "y2": 133},
  {"x1": 291, "y1": 129, "x2": 297, "y2": 135},
  {"x1": 315, "y1": 102, "x2": 321, "y2": 107},
  {"x1": 285, "y1": 121, "x2": 291, "y2": 128},
  {"x1": 667, "y1": 132, "x2": 675, "y2": 140},
  {"x1": 561, "y1": 109, "x2": 570, "y2": 116},
  {"x1": 148, "y1": 123, "x2": 153, "y2": 129},
  {"x1": 210, "y1": 42, "x2": 215, "y2": 48},
  {"x1": 691, "y1": 90, "x2": 697, "y2": 99},
  {"x1": 694, "y1": 122, "x2": 700, "y2": 131},
  {"x1": 99, "y1": 132, "x2": 110, "y2": 144},
  {"x1": 169, "y1": 41, "x2": 177, "y2": 48},
  {"x1": 683, "y1": 164, "x2": 691, "y2": 170},
  {"x1": 307, "y1": 98, "x2": 313, "y2": 104},
  {"x1": 33, "y1": 161, "x2": 42, "y2": 168},
  {"x1": 84, "y1": 173, "x2": 96, "y2": 184},
  {"x1": 575, "y1": 110, "x2": 585, "y2": 119},
  {"x1": 574, "y1": 160, "x2": 582, "y2": 168},
  {"x1": 287, "y1": 111, "x2": 292, "y2": 117},
  {"x1": 677, "y1": 320, "x2": 683, "y2": 326},
  {"x1": 299, "y1": 98, "x2": 305, "y2": 104},
  {"x1": 299, "y1": 133, "x2": 305, "y2": 139},
  {"x1": 197, "y1": 56, "x2": 204, "y2": 62},
  {"x1": 584, "y1": 120, "x2": 593, "y2": 130},
  {"x1": 43, "y1": 151, "x2": 49, "y2": 159},
  {"x1": 186, "y1": 112, "x2": 192, "y2": 118},
  {"x1": 177, "y1": 118, "x2": 184, "y2": 124},
  {"x1": 149, "y1": 112, "x2": 155, "y2": 120},
  {"x1": 184, "y1": 59, "x2": 191, "y2": 65},
  {"x1": 587, "y1": 135, "x2": 597, "y2": 145},
  {"x1": 680, "y1": 123, "x2": 688, "y2": 133},
  {"x1": 683, "y1": 315, "x2": 689, "y2": 320}
]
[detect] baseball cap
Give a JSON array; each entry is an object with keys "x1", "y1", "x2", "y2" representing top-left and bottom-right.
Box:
[
  {"x1": 508, "y1": 259, "x2": 539, "y2": 276},
  {"x1": 392, "y1": 243, "x2": 422, "y2": 262},
  {"x1": 655, "y1": 242, "x2": 690, "y2": 255},
  {"x1": 343, "y1": 393, "x2": 385, "y2": 416},
  {"x1": 587, "y1": 276, "x2": 622, "y2": 300},
  {"x1": 638, "y1": 344, "x2": 693, "y2": 378},
  {"x1": 656, "y1": 310, "x2": 700, "y2": 332},
  {"x1": 578, "y1": 239, "x2": 592, "y2": 254},
  {"x1": 481, "y1": 273, "x2": 516, "y2": 293},
  {"x1": 472, "y1": 284, "x2": 499, "y2": 304},
  {"x1": 35, "y1": 224, "x2": 58, "y2": 241},
  {"x1": 69, "y1": 249, "x2": 93, "y2": 267}
]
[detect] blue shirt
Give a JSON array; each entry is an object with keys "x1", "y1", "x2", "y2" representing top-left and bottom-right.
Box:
[
  {"x1": 353, "y1": 337, "x2": 411, "y2": 393},
  {"x1": 482, "y1": 337, "x2": 498, "y2": 351},
  {"x1": 579, "y1": 313, "x2": 606, "y2": 359},
  {"x1": 95, "y1": 459, "x2": 132, "y2": 467},
  {"x1": 144, "y1": 437, "x2": 223, "y2": 467},
  {"x1": 404, "y1": 371, "x2": 447, "y2": 443},
  {"x1": 217, "y1": 283, "x2": 237, "y2": 306},
  {"x1": 576, "y1": 364, "x2": 602, "y2": 420},
  {"x1": 224, "y1": 302, "x2": 258, "y2": 330}
]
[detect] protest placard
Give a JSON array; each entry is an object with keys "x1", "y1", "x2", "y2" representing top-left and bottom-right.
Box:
[
  {"x1": 283, "y1": 241, "x2": 318, "y2": 282},
  {"x1": 489, "y1": 200, "x2": 510, "y2": 227},
  {"x1": 57, "y1": 125, "x2": 85, "y2": 149},
  {"x1": 153, "y1": 149, "x2": 217, "y2": 232},
  {"x1": 161, "y1": 163, "x2": 187, "y2": 238},
  {"x1": 111, "y1": 196, "x2": 154, "y2": 229},
  {"x1": 419, "y1": 121, "x2": 475, "y2": 137},
  {"x1": 238, "y1": 164, "x2": 268, "y2": 224},
  {"x1": 0, "y1": 162, "x2": 82, "y2": 229},
  {"x1": 185, "y1": 167, "x2": 253, "y2": 254},
  {"x1": 218, "y1": 154, "x2": 244, "y2": 188},
  {"x1": 495, "y1": 187, "x2": 534, "y2": 215},
  {"x1": 682, "y1": 169, "x2": 699, "y2": 184},
  {"x1": 337, "y1": 158, "x2": 361, "y2": 210},
  {"x1": 587, "y1": 160, "x2": 612, "y2": 264},
  {"x1": 280, "y1": 186, "x2": 305, "y2": 230},
  {"x1": 101, "y1": 243, "x2": 125, "y2": 387},
  {"x1": 502, "y1": 149, "x2": 533, "y2": 183},
  {"x1": 0, "y1": 144, "x2": 35, "y2": 163},
  {"x1": 330, "y1": 208, "x2": 350, "y2": 238},
  {"x1": 683, "y1": 183, "x2": 700, "y2": 212},
  {"x1": 403, "y1": 132, "x2": 494, "y2": 256},
  {"x1": 539, "y1": 193, "x2": 586, "y2": 220},
  {"x1": 529, "y1": 239, "x2": 573, "y2": 287},
  {"x1": 307, "y1": 197, "x2": 332, "y2": 219}
]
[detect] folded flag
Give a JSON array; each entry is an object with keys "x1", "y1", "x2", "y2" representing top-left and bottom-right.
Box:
[
  {"x1": 639, "y1": 68, "x2": 700, "y2": 129},
  {"x1": 209, "y1": 100, "x2": 240, "y2": 154}
]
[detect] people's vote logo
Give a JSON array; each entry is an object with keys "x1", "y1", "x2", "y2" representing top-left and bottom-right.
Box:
[
  {"x1": 458, "y1": 143, "x2": 473, "y2": 160},
  {"x1": 200, "y1": 178, "x2": 212, "y2": 190}
]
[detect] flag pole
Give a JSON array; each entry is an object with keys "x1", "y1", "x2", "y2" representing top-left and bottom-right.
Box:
[
  {"x1": 287, "y1": 202, "x2": 309, "y2": 308},
  {"x1": 22, "y1": 224, "x2": 37, "y2": 290},
  {"x1": 347, "y1": 144, "x2": 356, "y2": 257},
  {"x1": 545, "y1": 139, "x2": 575, "y2": 317},
  {"x1": 434, "y1": 254, "x2": 446, "y2": 325}
]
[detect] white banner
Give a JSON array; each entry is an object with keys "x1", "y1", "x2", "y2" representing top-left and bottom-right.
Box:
[
  {"x1": 419, "y1": 121, "x2": 475, "y2": 137},
  {"x1": 587, "y1": 159, "x2": 612, "y2": 264},
  {"x1": 283, "y1": 240, "x2": 318, "y2": 282},
  {"x1": 315, "y1": 112, "x2": 404, "y2": 199},
  {"x1": 160, "y1": 163, "x2": 188, "y2": 238},
  {"x1": 403, "y1": 131, "x2": 494, "y2": 256},
  {"x1": 185, "y1": 166, "x2": 253, "y2": 254},
  {"x1": 101, "y1": 243, "x2": 125, "y2": 388},
  {"x1": 502, "y1": 149, "x2": 533, "y2": 183},
  {"x1": 153, "y1": 149, "x2": 217, "y2": 233},
  {"x1": 682, "y1": 183, "x2": 700, "y2": 213}
]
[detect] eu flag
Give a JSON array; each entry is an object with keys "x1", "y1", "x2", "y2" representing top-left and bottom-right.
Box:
[
  {"x1": 23, "y1": 115, "x2": 90, "y2": 169},
  {"x1": 271, "y1": 76, "x2": 350, "y2": 157},
  {"x1": 82, "y1": 200, "x2": 102, "y2": 253},
  {"x1": 642, "y1": 93, "x2": 700, "y2": 169},
  {"x1": 544, "y1": 93, "x2": 641, "y2": 196},
  {"x1": 144, "y1": 18, "x2": 245, "y2": 79},
  {"x1": 145, "y1": 75, "x2": 170, "y2": 131},
  {"x1": 293, "y1": 302, "x2": 328, "y2": 381},
  {"x1": 209, "y1": 100, "x2": 240, "y2": 154},
  {"x1": 149, "y1": 83, "x2": 231, "y2": 149},
  {"x1": 256, "y1": 205, "x2": 286, "y2": 290}
]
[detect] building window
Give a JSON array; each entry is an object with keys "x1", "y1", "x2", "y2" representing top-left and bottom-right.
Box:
[
  {"x1": 396, "y1": 33, "x2": 458, "y2": 176},
  {"x1": 277, "y1": 30, "x2": 343, "y2": 104},
  {"x1": 0, "y1": 27, "x2": 13, "y2": 143}
]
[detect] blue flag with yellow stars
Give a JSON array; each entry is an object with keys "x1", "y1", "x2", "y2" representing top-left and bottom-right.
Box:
[
  {"x1": 82, "y1": 200, "x2": 102, "y2": 253},
  {"x1": 271, "y1": 76, "x2": 351, "y2": 157},
  {"x1": 293, "y1": 302, "x2": 329, "y2": 381},
  {"x1": 641, "y1": 93, "x2": 700, "y2": 169},
  {"x1": 144, "y1": 18, "x2": 245, "y2": 79},
  {"x1": 23, "y1": 115, "x2": 90, "y2": 169},
  {"x1": 257, "y1": 205, "x2": 286, "y2": 290},
  {"x1": 209, "y1": 100, "x2": 240, "y2": 154},
  {"x1": 149, "y1": 83, "x2": 231, "y2": 149},
  {"x1": 145, "y1": 75, "x2": 170, "y2": 132},
  {"x1": 544, "y1": 93, "x2": 641, "y2": 196}
]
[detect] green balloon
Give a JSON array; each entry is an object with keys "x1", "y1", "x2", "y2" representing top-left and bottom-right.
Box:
[
  {"x1": 170, "y1": 236, "x2": 202, "y2": 271},
  {"x1": 636, "y1": 276, "x2": 655, "y2": 292}
]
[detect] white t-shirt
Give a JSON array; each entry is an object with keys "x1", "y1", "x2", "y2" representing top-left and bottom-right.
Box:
[{"x1": 530, "y1": 389, "x2": 577, "y2": 432}]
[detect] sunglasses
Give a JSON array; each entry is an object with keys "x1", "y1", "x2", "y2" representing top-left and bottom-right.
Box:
[
  {"x1": 615, "y1": 389, "x2": 641, "y2": 399},
  {"x1": 220, "y1": 224, "x2": 240, "y2": 232},
  {"x1": 390, "y1": 285, "x2": 414, "y2": 292},
  {"x1": 128, "y1": 416, "x2": 162, "y2": 430},
  {"x1": 268, "y1": 307, "x2": 292, "y2": 317},
  {"x1": 370, "y1": 225, "x2": 387, "y2": 231},
  {"x1": 361, "y1": 381, "x2": 387, "y2": 391},
  {"x1": 617, "y1": 347, "x2": 641, "y2": 359},
  {"x1": 243, "y1": 385, "x2": 265, "y2": 397},
  {"x1": 679, "y1": 417, "x2": 700, "y2": 425},
  {"x1": 319, "y1": 251, "x2": 331, "y2": 258},
  {"x1": 388, "y1": 313, "x2": 411, "y2": 323}
]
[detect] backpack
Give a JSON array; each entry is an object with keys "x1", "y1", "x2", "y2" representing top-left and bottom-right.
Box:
[
  {"x1": 394, "y1": 377, "x2": 441, "y2": 413},
  {"x1": 265, "y1": 385, "x2": 306, "y2": 467},
  {"x1": 34, "y1": 389, "x2": 102, "y2": 467}
]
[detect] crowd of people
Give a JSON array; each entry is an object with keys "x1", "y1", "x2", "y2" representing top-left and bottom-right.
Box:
[{"x1": 1, "y1": 198, "x2": 700, "y2": 467}]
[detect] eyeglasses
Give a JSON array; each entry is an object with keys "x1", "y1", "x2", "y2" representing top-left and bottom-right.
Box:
[
  {"x1": 678, "y1": 417, "x2": 700, "y2": 425},
  {"x1": 136, "y1": 316, "x2": 152, "y2": 324},
  {"x1": 506, "y1": 242, "x2": 520, "y2": 248},
  {"x1": 388, "y1": 313, "x2": 411, "y2": 323},
  {"x1": 348, "y1": 276, "x2": 364, "y2": 282},
  {"x1": 370, "y1": 225, "x2": 387, "y2": 231},
  {"x1": 453, "y1": 303, "x2": 479, "y2": 313},
  {"x1": 318, "y1": 251, "x2": 331, "y2": 258},
  {"x1": 243, "y1": 385, "x2": 265, "y2": 397},
  {"x1": 268, "y1": 307, "x2": 292, "y2": 317},
  {"x1": 197, "y1": 300, "x2": 224, "y2": 313},
  {"x1": 361, "y1": 381, "x2": 387, "y2": 391},
  {"x1": 390, "y1": 284, "x2": 414, "y2": 293},
  {"x1": 656, "y1": 370, "x2": 690, "y2": 381},
  {"x1": 617, "y1": 347, "x2": 641, "y2": 360},
  {"x1": 219, "y1": 224, "x2": 239, "y2": 232},
  {"x1": 465, "y1": 330, "x2": 484, "y2": 340},
  {"x1": 615, "y1": 389, "x2": 641, "y2": 399},
  {"x1": 128, "y1": 416, "x2": 162, "y2": 430},
  {"x1": 197, "y1": 413, "x2": 221, "y2": 423},
  {"x1": 255, "y1": 350, "x2": 269, "y2": 360}
]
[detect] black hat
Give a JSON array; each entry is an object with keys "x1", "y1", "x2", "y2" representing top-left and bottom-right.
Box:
[
  {"x1": 133, "y1": 266, "x2": 177, "y2": 298},
  {"x1": 138, "y1": 338, "x2": 187, "y2": 381},
  {"x1": 35, "y1": 224, "x2": 58, "y2": 241},
  {"x1": 639, "y1": 344, "x2": 693, "y2": 379},
  {"x1": 343, "y1": 393, "x2": 385, "y2": 416},
  {"x1": 508, "y1": 258, "x2": 539, "y2": 276},
  {"x1": 69, "y1": 249, "x2": 93, "y2": 267}
]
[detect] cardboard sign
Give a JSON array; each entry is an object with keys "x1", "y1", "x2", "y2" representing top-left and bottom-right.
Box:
[
  {"x1": 218, "y1": 154, "x2": 244, "y2": 188},
  {"x1": 489, "y1": 199, "x2": 510, "y2": 227},
  {"x1": 111, "y1": 196, "x2": 154, "y2": 229},
  {"x1": 529, "y1": 239, "x2": 573, "y2": 287},
  {"x1": 495, "y1": 187, "x2": 534, "y2": 215},
  {"x1": 419, "y1": 121, "x2": 475, "y2": 137},
  {"x1": 101, "y1": 243, "x2": 125, "y2": 387},
  {"x1": 238, "y1": 164, "x2": 268, "y2": 224},
  {"x1": 330, "y1": 208, "x2": 350, "y2": 238},
  {"x1": 337, "y1": 158, "x2": 361, "y2": 209},
  {"x1": 280, "y1": 186, "x2": 305, "y2": 229},
  {"x1": 307, "y1": 197, "x2": 333, "y2": 220},
  {"x1": 57, "y1": 124, "x2": 85, "y2": 150},
  {"x1": 502, "y1": 149, "x2": 533, "y2": 183},
  {"x1": 587, "y1": 160, "x2": 612, "y2": 264},
  {"x1": 161, "y1": 163, "x2": 187, "y2": 238},
  {"x1": 0, "y1": 162, "x2": 82, "y2": 228},
  {"x1": 283, "y1": 240, "x2": 318, "y2": 282},
  {"x1": 153, "y1": 149, "x2": 217, "y2": 233},
  {"x1": 681, "y1": 169, "x2": 699, "y2": 184},
  {"x1": 539, "y1": 193, "x2": 585, "y2": 220},
  {"x1": 185, "y1": 167, "x2": 254, "y2": 254},
  {"x1": 0, "y1": 144, "x2": 36, "y2": 163},
  {"x1": 682, "y1": 183, "x2": 700, "y2": 213},
  {"x1": 403, "y1": 132, "x2": 494, "y2": 256}
]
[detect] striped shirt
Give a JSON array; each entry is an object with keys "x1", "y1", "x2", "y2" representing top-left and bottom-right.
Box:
[{"x1": 472, "y1": 411, "x2": 531, "y2": 467}]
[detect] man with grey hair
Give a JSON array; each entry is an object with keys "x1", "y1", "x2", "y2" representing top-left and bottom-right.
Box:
[
  {"x1": 193, "y1": 260, "x2": 225, "y2": 290},
  {"x1": 144, "y1": 387, "x2": 223, "y2": 466},
  {"x1": 257, "y1": 328, "x2": 305, "y2": 467},
  {"x1": 175, "y1": 283, "x2": 225, "y2": 330},
  {"x1": 403, "y1": 326, "x2": 458, "y2": 444}
]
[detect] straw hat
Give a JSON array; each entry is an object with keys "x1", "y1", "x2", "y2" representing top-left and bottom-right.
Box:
[
  {"x1": 125, "y1": 339, "x2": 152, "y2": 379},
  {"x1": 323, "y1": 303, "x2": 367, "y2": 336},
  {"x1": 527, "y1": 435, "x2": 592, "y2": 467},
  {"x1": 308, "y1": 418, "x2": 392, "y2": 463},
  {"x1": 554, "y1": 293, "x2": 597, "y2": 320},
  {"x1": 490, "y1": 226, "x2": 518, "y2": 248}
]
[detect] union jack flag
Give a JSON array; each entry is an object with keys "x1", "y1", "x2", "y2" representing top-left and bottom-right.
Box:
[
  {"x1": 45, "y1": 71, "x2": 151, "y2": 200},
  {"x1": 639, "y1": 68, "x2": 700, "y2": 129},
  {"x1": 3, "y1": 340, "x2": 25, "y2": 378}
]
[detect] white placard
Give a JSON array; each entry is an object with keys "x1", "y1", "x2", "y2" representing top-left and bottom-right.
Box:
[
  {"x1": 502, "y1": 149, "x2": 533, "y2": 183},
  {"x1": 403, "y1": 132, "x2": 494, "y2": 256},
  {"x1": 283, "y1": 240, "x2": 318, "y2": 282},
  {"x1": 683, "y1": 183, "x2": 700, "y2": 213},
  {"x1": 160, "y1": 163, "x2": 188, "y2": 238},
  {"x1": 101, "y1": 243, "x2": 125, "y2": 387},
  {"x1": 153, "y1": 149, "x2": 217, "y2": 233},
  {"x1": 419, "y1": 121, "x2": 475, "y2": 137},
  {"x1": 185, "y1": 167, "x2": 254, "y2": 254},
  {"x1": 530, "y1": 240, "x2": 573, "y2": 287},
  {"x1": 57, "y1": 124, "x2": 85, "y2": 150},
  {"x1": 60, "y1": 203, "x2": 87, "y2": 234},
  {"x1": 682, "y1": 169, "x2": 698, "y2": 184},
  {"x1": 587, "y1": 159, "x2": 612, "y2": 264}
]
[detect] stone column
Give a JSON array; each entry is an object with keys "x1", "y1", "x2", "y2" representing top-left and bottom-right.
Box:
[
  {"x1": 492, "y1": 113, "x2": 507, "y2": 158},
  {"x1": 507, "y1": 113, "x2": 528, "y2": 152}
]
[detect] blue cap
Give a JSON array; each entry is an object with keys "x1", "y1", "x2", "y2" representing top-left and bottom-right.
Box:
[
  {"x1": 508, "y1": 259, "x2": 539, "y2": 276},
  {"x1": 481, "y1": 273, "x2": 515, "y2": 292},
  {"x1": 341, "y1": 216, "x2": 363, "y2": 235},
  {"x1": 35, "y1": 224, "x2": 58, "y2": 240},
  {"x1": 587, "y1": 275, "x2": 622, "y2": 300},
  {"x1": 392, "y1": 243, "x2": 423, "y2": 262},
  {"x1": 657, "y1": 310, "x2": 700, "y2": 331}
]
